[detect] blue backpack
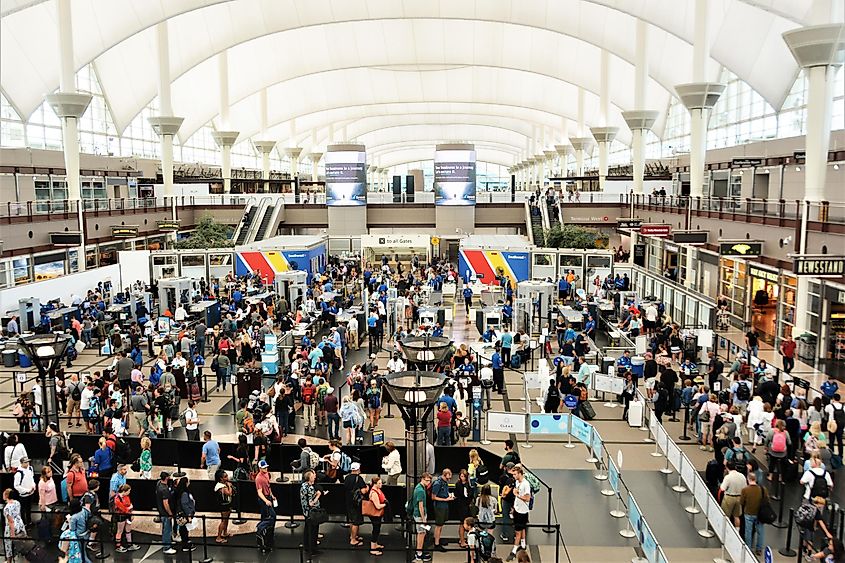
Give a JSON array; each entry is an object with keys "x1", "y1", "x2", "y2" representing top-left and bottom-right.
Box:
[
  {"x1": 510, "y1": 355, "x2": 522, "y2": 369},
  {"x1": 340, "y1": 452, "x2": 353, "y2": 473}
]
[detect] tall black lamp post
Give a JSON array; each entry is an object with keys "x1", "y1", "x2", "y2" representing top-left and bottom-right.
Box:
[
  {"x1": 381, "y1": 370, "x2": 448, "y2": 496},
  {"x1": 18, "y1": 332, "x2": 70, "y2": 431}
]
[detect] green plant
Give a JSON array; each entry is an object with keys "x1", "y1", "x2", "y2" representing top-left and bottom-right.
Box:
[
  {"x1": 544, "y1": 224, "x2": 607, "y2": 249},
  {"x1": 175, "y1": 215, "x2": 234, "y2": 249}
]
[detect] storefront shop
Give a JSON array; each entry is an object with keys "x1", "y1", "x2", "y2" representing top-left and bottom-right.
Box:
[
  {"x1": 805, "y1": 281, "x2": 845, "y2": 363},
  {"x1": 719, "y1": 259, "x2": 797, "y2": 345}
]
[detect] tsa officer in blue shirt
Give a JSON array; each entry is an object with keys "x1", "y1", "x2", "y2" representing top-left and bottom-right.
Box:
[
  {"x1": 502, "y1": 303, "x2": 513, "y2": 329},
  {"x1": 491, "y1": 345, "x2": 505, "y2": 393},
  {"x1": 462, "y1": 286, "x2": 474, "y2": 316},
  {"x1": 584, "y1": 315, "x2": 596, "y2": 339},
  {"x1": 432, "y1": 323, "x2": 444, "y2": 337},
  {"x1": 616, "y1": 350, "x2": 633, "y2": 372}
]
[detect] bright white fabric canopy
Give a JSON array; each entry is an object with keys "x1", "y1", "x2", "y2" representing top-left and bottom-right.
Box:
[{"x1": 1, "y1": 0, "x2": 829, "y2": 163}]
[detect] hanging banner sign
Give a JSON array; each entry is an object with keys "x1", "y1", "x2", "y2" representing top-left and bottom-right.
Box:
[
  {"x1": 639, "y1": 224, "x2": 672, "y2": 237},
  {"x1": 111, "y1": 226, "x2": 139, "y2": 238},
  {"x1": 672, "y1": 230, "x2": 708, "y2": 245},
  {"x1": 793, "y1": 256, "x2": 845, "y2": 277},
  {"x1": 157, "y1": 220, "x2": 181, "y2": 232},
  {"x1": 731, "y1": 158, "x2": 764, "y2": 167},
  {"x1": 719, "y1": 241, "x2": 763, "y2": 257}
]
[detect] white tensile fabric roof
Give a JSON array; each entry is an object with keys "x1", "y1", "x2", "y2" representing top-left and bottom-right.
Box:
[{"x1": 0, "y1": 0, "x2": 831, "y2": 166}]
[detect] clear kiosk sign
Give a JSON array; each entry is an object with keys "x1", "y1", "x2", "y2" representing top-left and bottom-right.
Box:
[{"x1": 793, "y1": 256, "x2": 845, "y2": 277}]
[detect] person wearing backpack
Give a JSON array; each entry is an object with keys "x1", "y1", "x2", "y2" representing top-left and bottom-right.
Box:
[
  {"x1": 542, "y1": 379, "x2": 561, "y2": 414},
  {"x1": 824, "y1": 394, "x2": 845, "y2": 458},
  {"x1": 366, "y1": 379, "x2": 382, "y2": 430},
  {"x1": 300, "y1": 379, "x2": 317, "y2": 431},
  {"x1": 464, "y1": 516, "x2": 496, "y2": 562},
  {"x1": 765, "y1": 420, "x2": 791, "y2": 485},
  {"x1": 796, "y1": 496, "x2": 834, "y2": 560},
  {"x1": 801, "y1": 456, "x2": 834, "y2": 501},
  {"x1": 730, "y1": 374, "x2": 752, "y2": 415},
  {"x1": 67, "y1": 374, "x2": 84, "y2": 428},
  {"x1": 724, "y1": 437, "x2": 749, "y2": 475}
]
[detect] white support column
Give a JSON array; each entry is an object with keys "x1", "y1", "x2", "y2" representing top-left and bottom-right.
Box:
[
  {"x1": 46, "y1": 0, "x2": 92, "y2": 271},
  {"x1": 783, "y1": 25, "x2": 845, "y2": 205},
  {"x1": 310, "y1": 153, "x2": 323, "y2": 183},
  {"x1": 212, "y1": 52, "x2": 240, "y2": 194},
  {"x1": 622, "y1": 19, "x2": 660, "y2": 197},
  {"x1": 148, "y1": 21, "x2": 183, "y2": 226},
  {"x1": 253, "y1": 88, "x2": 275, "y2": 193},
  {"x1": 555, "y1": 145, "x2": 574, "y2": 177},
  {"x1": 782, "y1": 23, "x2": 844, "y2": 338},
  {"x1": 569, "y1": 138, "x2": 594, "y2": 179},
  {"x1": 285, "y1": 147, "x2": 303, "y2": 178},
  {"x1": 675, "y1": 0, "x2": 725, "y2": 199}
]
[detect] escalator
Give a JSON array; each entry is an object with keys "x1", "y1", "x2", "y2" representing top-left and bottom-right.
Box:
[
  {"x1": 530, "y1": 206, "x2": 545, "y2": 246},
  {"x1": 547, "y1": 201, "x2": 561, "y2": 229},
  {"x1": 233, "y1": 204, "x2": 258, "y2": 245},
  {"x1": 253, "y1": 203, "x2": 276, "y2": 242}
]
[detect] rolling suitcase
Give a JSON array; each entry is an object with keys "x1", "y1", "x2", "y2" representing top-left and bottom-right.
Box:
[{"x1": 581, "y1": 400, "x2": 596, "y2": 420}]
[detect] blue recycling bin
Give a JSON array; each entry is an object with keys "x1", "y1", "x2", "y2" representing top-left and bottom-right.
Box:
[
  {"x1": 631, "y1": 356, "x2": 645, "y2": 379},
  {"x1": 18, "y1": 352, "x2": 32, "y2": 368}
]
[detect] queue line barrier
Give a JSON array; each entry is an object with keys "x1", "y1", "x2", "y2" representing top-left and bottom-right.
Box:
[
  {"x1": 525, "y1": 412, "x2": 668, "y2": 563},
  {"x1": 635, "y1": 390, "x2": 758, "y2": 563}
]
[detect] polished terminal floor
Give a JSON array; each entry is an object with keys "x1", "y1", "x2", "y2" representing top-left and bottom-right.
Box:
[{"x1": 0, "y1": 294, "x2": 839, "y2": 562}]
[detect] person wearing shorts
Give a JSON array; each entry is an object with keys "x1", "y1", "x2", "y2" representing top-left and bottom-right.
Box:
[
  {"x1": 431, "y1": 469, "x2": 453, "y2": 551},
  {"x1": 719, "y1": 461, "x2": 747, "y2": 529},
  {"x1": 508, "y1": 466, "x2": 532, "y2": 561},
  {"x1": 412, "y1": 473, "x2": 433, "y2": 562}
]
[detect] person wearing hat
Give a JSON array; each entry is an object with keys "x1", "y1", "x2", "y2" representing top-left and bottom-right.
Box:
[
  {"x1": 255, "y1": 459, "x2": 277, "y2": 529},
  {"x1": 13, "y1": 456, "x2": 35, "y2": 526},
  {"x1": 344, "y1": 462, "x2": 368, "y2": 547}
]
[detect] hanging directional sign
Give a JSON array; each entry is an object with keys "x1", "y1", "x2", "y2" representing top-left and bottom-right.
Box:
[
  {"x1": 616, "y1": 218, "x2": 642, "y2": 230},
  {"x1": 157, "y1": 220, "x2": 181, "y2": 232},
  {"x1": 640, "y1": 224, "x2": 672, "y2": 237},
  {"x1": 672, "y1": 230, "x2": 708, "y2": 245}
]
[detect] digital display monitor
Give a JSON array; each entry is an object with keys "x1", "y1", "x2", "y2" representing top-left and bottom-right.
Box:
[
  {"x1": 434, "y1": 144, "x2": 476, "y2": 205},
  {"x1": 325, "y1": 144, "x2": 367, "y2": 206}
]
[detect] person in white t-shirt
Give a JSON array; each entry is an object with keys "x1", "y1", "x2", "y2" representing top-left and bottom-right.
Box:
[
  {"x1": 184, "y1": 401, "x2": 200, "y2": 441},
  {"x1": 387, "y1": 354, "x2": 405, "y2": 373},
  {"x1": 508, "y1": 465, "x2": 532, "y2": 561},
  {"x1": 800, "y1": 456, "x2": 834, "y2": 500},
  {"x1": 174, "y1": 305, "x2": 187, "y2": 323},
  {"x1": 4, "y1": 435, "x2": 28, "y2": 471}
]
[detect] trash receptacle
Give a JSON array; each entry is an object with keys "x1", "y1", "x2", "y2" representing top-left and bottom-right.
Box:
[
  {"x1": 17, "y1": 352, "x2": 31, "y2": 368},
  {"x1": 2, "y1": 350, "x2": 16, "y2": 367}
]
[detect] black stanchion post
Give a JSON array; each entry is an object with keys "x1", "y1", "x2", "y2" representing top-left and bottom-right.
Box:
[
  {"x1": 201, "y1": 368, "x2": 210, "y2": 403},
  {"x1": 232, "y1": 481, "x2": 246, "y2": 525},
  {"x1": 778, "y1": 508, "x2": 797, "y2": 557},
  {"x1": 839, "y1": 508, "x2": 844, "y2": 540},
  {"x1": 231, "y1": 383, "x2": 237, "y2": 417},
  {"x1": 542, "y1": 484, "x2": 555, "y2": 533},
  {"x1": 773, "y1": 481, "x2": 788, "y2": 529},
  {"x1": 200, "y1": 515, "x2": 213, "y2": 563},
  {"x1": 678, "y1": 404, "x2": 691, "y2": 441},
  {"x1": 555, "y1": 524, "x2": 561, "y2": 563},
  {"x1": 300, "y1": 543, "x2": 305, "y2": 563},
  {"x1": 285, "y1": 513, "x2": 299, "y2": 529}
]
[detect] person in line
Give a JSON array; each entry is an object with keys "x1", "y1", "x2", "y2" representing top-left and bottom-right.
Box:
[
  {"x1": 381, "y1": 441, "x2": 402, "y2": 486},
  {"x1": 431, "y1": 468, "x2": 454, "y2": 551},
  {"x1": 344, "y1": 462, "x2": 368, "y2": 546},
  {"x1": 214, "y1": 470, "x2": 233, "y2": 544},
  {"x1": 174, "y1": 475, "x2": 196, "y2": 553},
  {"x1": 3, "y1": 488, "x2": 25, "y2": 563},
  {"x1": 156, "y1": 472, "x2": 177, "y2": 555},
  {"x1": 507, "y1": 465, "x2": 532, "y2": 561},
  {"x1": 113, "y1": 483, "x2": 141, "y2": 552},
  {"x1": 366, "y1": 476, "x2": 387, "y2": 556},
  {"x1": 825, "y1": 394, "x2": 845, "y2": 458},
  {"x1": 300, "y1": 469, "x2": 323, "y2": 563},
  {"x1": 138, "y1": 436, "x2": 153, "y2": 479},
  {"x1": 436, "y1": 402, "x2": 453, "y2": 446},
  {"x1": 412, "y1": 473, "x2": 433, "y2": 562},
  {"x1": 12, "y1": 456, "x2": 35, "y2": 527},
  {"x1": 256, "y1": 459, "x2": 277, "y2": 528},
  {"x1": 719, "y1": 460, "x2": 747, "y2": 529},
  {"x1": 739, "y1": 471, "x2": 767, "y2": 556},
  {"x1": 37, "y1": 466, "x2": 58, "y2": 515},
  {"x1": 201, "y1": 431, "x2": 221, "y2": 480},
  {"x1": 184, "y1": 401, "x2": 200, "y2": 441}
]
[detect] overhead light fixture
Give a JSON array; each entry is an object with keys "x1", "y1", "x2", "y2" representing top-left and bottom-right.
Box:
[
  {"x1": 795, "y1": 166, "x2": 801, "y2": 172},
  {"x1": 834, "y1": 164, "x2": 840, "y2": 170}
]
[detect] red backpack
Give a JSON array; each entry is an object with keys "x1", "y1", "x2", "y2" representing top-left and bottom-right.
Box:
[{"x1": 301, "y1": 384, "x2": 315, "y2": 405}]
